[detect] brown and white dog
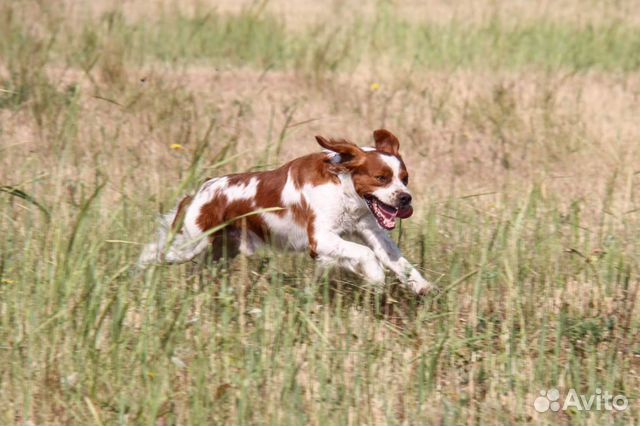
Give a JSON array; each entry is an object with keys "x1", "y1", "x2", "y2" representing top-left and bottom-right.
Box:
[{"x1": 139, "y1": 129, "x2": 433, "y2": 295}]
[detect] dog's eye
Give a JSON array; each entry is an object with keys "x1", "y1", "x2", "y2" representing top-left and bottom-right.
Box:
[
  {"x1": 402, "y1": 176, "x2": 409, "y2": 185},
  {"x1": 376, "y1": 175, "x2": 388, "y2": 183}
]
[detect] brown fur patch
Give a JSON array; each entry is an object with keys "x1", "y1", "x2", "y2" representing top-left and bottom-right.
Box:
[
  {"x1": 351, "y1": 152, "x2": 396, "y2": 197},
  {"x1": 195, "y1": 152, "x2": 331, "y2": 257},
  {"x1": 290, "y1": 153, "x2": 341, "y2": 187},
  {"x1": 373, "y1": 129, "x2": 400, "y2": 156}
]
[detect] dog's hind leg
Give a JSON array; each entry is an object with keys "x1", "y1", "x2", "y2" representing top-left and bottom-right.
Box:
[
  {"x1": 163, "y1": 236, "x2": 210, "y2": 264},
  {"x1": 138, "y1": 195, "x2": 209, "y2": 268},
  {"x1": 138, "y1": 226, "x2": 210, "y2": 267}
]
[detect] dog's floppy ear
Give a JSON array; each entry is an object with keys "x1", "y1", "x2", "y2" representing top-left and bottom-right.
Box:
[
  {"x1": 316, "y1": 136, "x2": 365, "y2": 169},
  {"x1": 373, "y1": 129, "x2": 400, "y2": 156}
]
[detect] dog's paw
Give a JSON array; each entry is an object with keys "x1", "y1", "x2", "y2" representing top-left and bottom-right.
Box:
[{"x1": 408, "y1": 276, "x2": 436, "y2": 296}]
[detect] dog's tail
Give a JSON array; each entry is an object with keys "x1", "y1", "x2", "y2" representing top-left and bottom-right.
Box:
[{"x1": 137, "y1": 195, "x2": 193, "y2": 268}]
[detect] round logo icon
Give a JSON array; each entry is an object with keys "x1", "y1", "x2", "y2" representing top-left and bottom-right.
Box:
[{"x1": 534, "y1": 389, "x2": 561, "y2": 413}]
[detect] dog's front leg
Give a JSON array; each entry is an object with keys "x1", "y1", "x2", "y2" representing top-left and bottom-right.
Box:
[
  {"x1": 313, "y1": 232, "x2": 385, "y2": 285},
  {"x1": 357, "y1": 219, "x2": 434, "y2": 295}
]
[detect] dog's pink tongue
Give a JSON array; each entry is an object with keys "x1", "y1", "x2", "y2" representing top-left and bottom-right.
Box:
[
  {"x1": 377, "y1": 204, "x2": 397, "y2": 228},
  {"x1": 380, "y1": 207, "x2": 395, "y2": 219},
  {"x1": 397, "y1": 206, "x2": 413, "y2": 219}
]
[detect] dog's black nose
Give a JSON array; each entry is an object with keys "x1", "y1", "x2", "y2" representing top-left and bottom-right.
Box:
[{"x1": 398, "y1": 192, "x2": 412, "y2": 207}]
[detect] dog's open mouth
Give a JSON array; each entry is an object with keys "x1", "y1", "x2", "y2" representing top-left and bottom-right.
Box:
[{"x1": 364, "y1": 195, "x2": 413, "y2": 230}]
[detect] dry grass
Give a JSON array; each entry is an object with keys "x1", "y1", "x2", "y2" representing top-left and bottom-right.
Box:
[
  {"x1": 4, "y1": 67, "x2": 640, "y2": 218},
  {"x1": 1, "y1": 1, "x2": 640, "y2": 425}
]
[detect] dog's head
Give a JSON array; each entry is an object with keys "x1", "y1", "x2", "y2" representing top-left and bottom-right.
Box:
[{"x1": 316, "y1": 129, "x2": 413, "y2": 230}]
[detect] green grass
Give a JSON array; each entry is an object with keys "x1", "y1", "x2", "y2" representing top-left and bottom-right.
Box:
[
  {"x1": 3, "y1": 1, "x2": 640, "y2": 74},
  {"x1": 378, "y1": 19, "x2": 640, "y2": 71},
  {"x1": 2, "y1": 178, "x2": 639, "y2": 424}
]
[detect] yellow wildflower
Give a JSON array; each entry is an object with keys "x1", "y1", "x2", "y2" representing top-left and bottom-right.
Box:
[
  {"x1": 170, "y1": 143, "x2": 183, "y2": 150},
  {"x1": 370, "y1": 82, "x2": 381, "y2": 92}
]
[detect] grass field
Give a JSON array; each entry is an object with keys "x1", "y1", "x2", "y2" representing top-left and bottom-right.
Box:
[{"x1": 1, "y1": 0, "x2": 640, "y2": 424}]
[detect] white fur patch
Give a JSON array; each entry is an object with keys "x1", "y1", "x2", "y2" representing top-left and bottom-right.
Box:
[
  {"x1": 200, "y1": 177, "x2": 226, "y2": 195},
  {"x1": 223, "y1": 177, "x2": 259, "y2": 203},
  {"x1": 281, "y1": 171, "x2": 301, "y2": 205},
  {"x1": 262, "y1": 211, "x2": 308, "y2": 250}
]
